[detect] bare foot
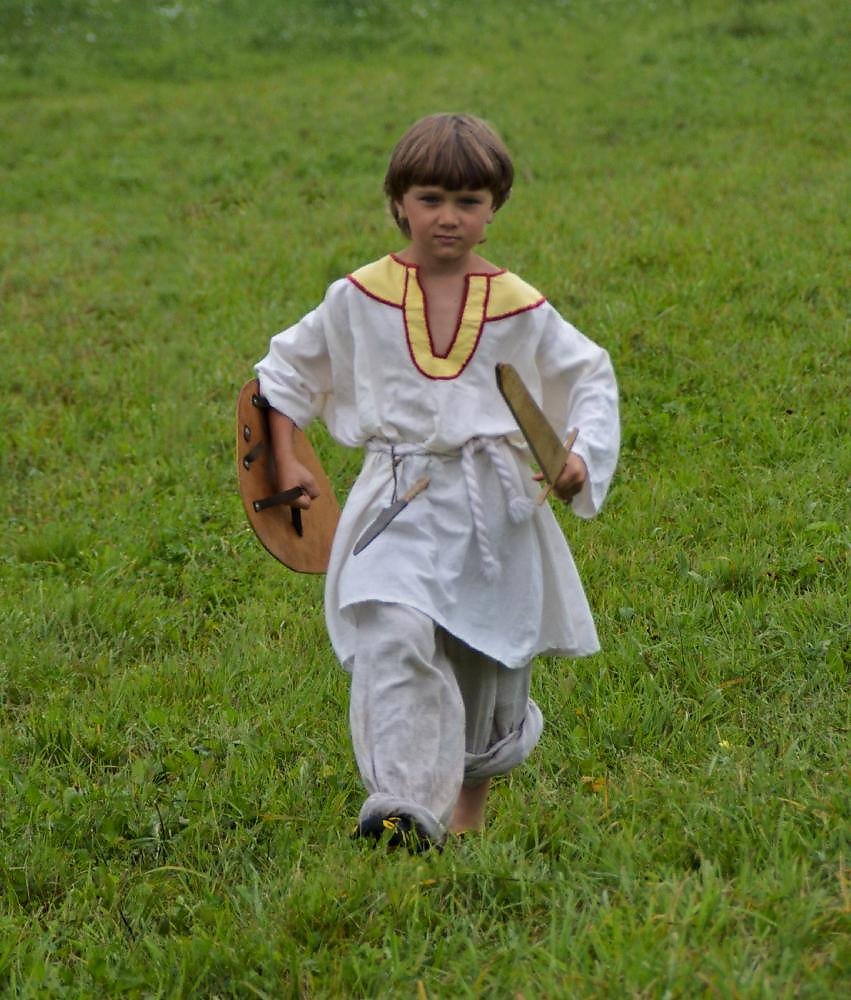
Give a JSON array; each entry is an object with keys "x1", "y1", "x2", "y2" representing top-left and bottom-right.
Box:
[{"x1": 449, "y1": 778, "x2": 491, "y2": 835}]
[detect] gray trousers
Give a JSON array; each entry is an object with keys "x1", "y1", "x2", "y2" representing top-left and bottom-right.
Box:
[{"x1": 350, "y1": 602, "x2": 543, "y2": 842}]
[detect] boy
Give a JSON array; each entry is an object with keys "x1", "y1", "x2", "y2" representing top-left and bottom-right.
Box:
[{"x1": 255, "y1": 113, "x2": 619, "y2": 850}]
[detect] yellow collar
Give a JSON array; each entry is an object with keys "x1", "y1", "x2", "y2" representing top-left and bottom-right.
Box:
[{"x1": 348, "y1": 255, "x2": 545, "y2": 380}]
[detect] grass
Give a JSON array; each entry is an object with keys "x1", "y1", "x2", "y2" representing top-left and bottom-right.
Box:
[{"x1": 1, "y1": 0, "x2": 849, "y2": 995}]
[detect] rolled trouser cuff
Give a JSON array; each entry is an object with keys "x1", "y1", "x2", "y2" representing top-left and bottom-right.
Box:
[{"x1": 463, "y1": 699, "x2": 543, "y2": 785}]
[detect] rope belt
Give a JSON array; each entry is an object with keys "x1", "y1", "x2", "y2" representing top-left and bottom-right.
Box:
[{"x1": 365, "y1": 437, "x2": 536, "y2": 580}]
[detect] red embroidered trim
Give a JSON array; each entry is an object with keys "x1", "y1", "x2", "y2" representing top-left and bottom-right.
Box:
[
  {"x1": 413, "y1": 269, "x2": 473, "y2": 361},
  {"x1": 487, "y1": 298, "x2": 547, "y2": 322},
  {"x1": 346, "y1": 273, "x2": 400, "y2": 309},
  {"x1": 400, "y1": 274, "x2": 489, "y2": 382}
]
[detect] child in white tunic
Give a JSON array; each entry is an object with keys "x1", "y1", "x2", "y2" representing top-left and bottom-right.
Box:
[{"x1": 255, "y1": 113, "x2": 619, "y2": 850}]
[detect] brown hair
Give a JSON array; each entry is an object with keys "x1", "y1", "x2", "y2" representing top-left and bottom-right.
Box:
[{"x1": 384, "y1": 113, "x2": 514, "y2": 236}]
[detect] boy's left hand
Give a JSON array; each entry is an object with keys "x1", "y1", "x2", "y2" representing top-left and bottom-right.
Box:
[{"x1": 533, "y1": 453, "x2": 588, "y2": 502}]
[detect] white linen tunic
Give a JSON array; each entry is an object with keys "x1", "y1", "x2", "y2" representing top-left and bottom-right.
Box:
[{"x1": 255, "y1": 254, "x2": 619, "y2": 670}]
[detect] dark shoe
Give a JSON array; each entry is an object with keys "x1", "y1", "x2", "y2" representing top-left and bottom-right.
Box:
[
  {"x1": 353, "y1": 813, "x2": 437, "y2": 854},
  {"x1": 352, "y1": 814, "x2": 389, "y2": 842},
  {"x1": 385, "y1": 814, "x2": 440, "y2": 854}
]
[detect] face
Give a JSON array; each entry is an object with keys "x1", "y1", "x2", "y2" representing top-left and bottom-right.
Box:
[{"x1": 396, "y1": 186, "x2": 495, "y2": 267}]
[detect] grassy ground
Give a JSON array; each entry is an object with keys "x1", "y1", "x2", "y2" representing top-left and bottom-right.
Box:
[{"x1": 1, "y1": 0, "x2": 848, "y2": 995}]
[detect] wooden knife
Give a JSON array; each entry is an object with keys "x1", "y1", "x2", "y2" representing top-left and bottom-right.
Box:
[{"x1": 495, "y1": 362, "x2": 578, "y2": 503}]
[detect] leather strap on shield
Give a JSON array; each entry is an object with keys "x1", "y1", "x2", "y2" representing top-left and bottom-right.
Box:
[{"x1": 236, "y1": 379, "x2": 340, "y2": 573}]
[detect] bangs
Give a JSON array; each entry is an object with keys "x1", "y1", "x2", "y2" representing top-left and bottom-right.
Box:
[
  {"x1": 403, "y1": 130, "x2": 507, "y2": 194},
  {"x1": 385, "y1": 114, "x2": 513, "y2": 208}
]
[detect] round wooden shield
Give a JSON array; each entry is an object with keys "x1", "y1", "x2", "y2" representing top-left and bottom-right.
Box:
[{"x1": 236, "y1": 379, "x2": 340, "y2": 573}]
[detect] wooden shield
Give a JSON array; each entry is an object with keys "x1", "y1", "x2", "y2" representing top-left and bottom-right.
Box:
[{"x1": 236, "y1": 379, "x2": 340, "y2": 573}]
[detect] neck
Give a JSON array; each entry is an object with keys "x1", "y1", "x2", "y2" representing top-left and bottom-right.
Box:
[{"x1": 395, "y1": 247, "x2": 489, "y2": 278}]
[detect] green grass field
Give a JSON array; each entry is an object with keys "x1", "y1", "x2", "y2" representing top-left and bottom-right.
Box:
[{"x1": 1, "y1": 0, "x2": 848, "y2": 995}]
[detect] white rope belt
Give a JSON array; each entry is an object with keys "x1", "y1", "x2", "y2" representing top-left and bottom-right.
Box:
[{"x1": 365, "y1": 437, "x2": 535, "y2": 580}]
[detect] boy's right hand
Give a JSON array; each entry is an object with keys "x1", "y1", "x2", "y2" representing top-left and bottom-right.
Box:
[
  {"x1": 268, "y1": 409, "x2": 320, "y2": 510},
  {"x1": 277, "y1": 460, "x2": 320, "y2": 510}
]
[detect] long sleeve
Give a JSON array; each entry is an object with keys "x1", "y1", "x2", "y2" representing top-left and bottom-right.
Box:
[
  {"x1": 254, "y1": 295, "x2": 334, "y2": 430},
  {"x1": 536, "y1": 306, "x2": 620, "y2": 518}
]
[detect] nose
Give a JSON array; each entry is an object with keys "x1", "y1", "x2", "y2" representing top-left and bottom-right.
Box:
[{"x1": 437, "y1": 203, "x2": 459, "y2": 228}]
